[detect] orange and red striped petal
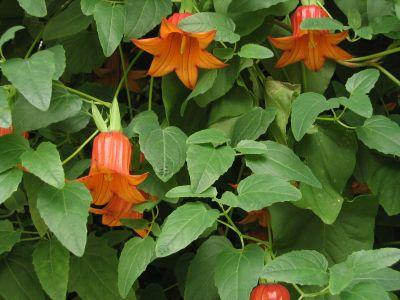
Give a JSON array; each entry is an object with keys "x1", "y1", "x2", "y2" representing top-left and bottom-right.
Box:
[
  {"x1": 275, "y1": 38, "x2": 307, "y2": 68},
  {"x1": 79, "y1": 173, "x2": 113, "y2": 205},
  {"x1": 112, "y1": 175, "x2": 146, "y2": 203},
  {"x1": 175, "y1": 36, "x2": 200, "y2": 89},
  {"x1": 325, "y1": 31, "x2": 349, "y2": 45}
]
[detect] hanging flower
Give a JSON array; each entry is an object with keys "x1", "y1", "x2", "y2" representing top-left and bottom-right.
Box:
[
  {"x1": 238, "y1": 208, "x2": 270, "y2": 228},
  {"x1": 94, "y1": 50, "x2": 147, "y2": 93},
  {"x1": 268, "y1": 4, "x2": 352, "y2": 71},
  {"x1": 131, "y1": 12, "x2": 227, "y2": 89},
  {"x1": 0, "y1": 127, "x2": 29, "y2": 138},
  {"x1": 90, "y1": 196, "x2": 147, "y2": 237},
  {"x1": 78, "y1": 131, "x2": 148, "y2": 205}
]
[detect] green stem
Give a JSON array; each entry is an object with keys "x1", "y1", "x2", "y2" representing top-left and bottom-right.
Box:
[
  {"x1": 62, "y1": 130, "x2": 99, "y2": 165},
  {"x1": 0, "y1": 211, "x2": 14, "y2": 218},
  {"x1": 370, "y1": 62, "x2": 400, "y2": 87},
  {"x1": 114, "y1": 50, "x2": 143, "y2": 99},
  {"x1": 347, "y1": 46, "x2": 400, "y2": 62},
  {"x1": 147, "y1": 205, "x2": 159, "y2": 237},
  {"x1": 25, "y1": 29, "x2": 43, "y2": 59},
  {"x1": 54, "y1": 82, "x2": 111, "y2": 107},
  {"x1": 21, "y1": 230, "x2": 40, "y2": 235},
  {"x1": 118, "y1": 45, "x2": 133, "y2": 120},
  {"x1": 20, "y1": 237, "x2": 42, "y2": 242},
  {"x1": 148, "y1": 76, "x2": 154, "y2": 111},
  {"x1": 218, "y1": 204, "x2": 245, "y2": 248}
]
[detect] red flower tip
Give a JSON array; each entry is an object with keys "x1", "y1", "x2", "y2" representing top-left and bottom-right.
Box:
[
  {"x1": 291, "y1": 5, "x2": 329, "y2": 36},
  {"x1": 0, "y1": 127, "x2": 29, "y2": 139},
  {"x1": 250, "y1": 284, "x2": 291, "y2": 300},
  {"x1": 167, "y1": 12, "x2": 193, "y2": 25}
]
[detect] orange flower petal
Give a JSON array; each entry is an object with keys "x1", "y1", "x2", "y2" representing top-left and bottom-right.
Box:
[
  {"x1": 175, "y1": 36, "x2": 199, "y2": 89},
  {"x1": 321, "y1": 38, "x2": 353, "y2": 61},
  {"x1": 79, "y1": 173, "x2": 113, "y2": 205},
  {"x1": 132, "y1": 37, "x2": 164, "y2": 56},
  {"x1": 126, "y1": 173, "x2": 148, "y2": 186},
  {"x1": 189, "y1": 30, "x2": 216, "y2": 49},
  {"x1": 148, "y1": 34, "x2": 180, "y2": 77},
  {"x1": 275, "y1": 37, "x2": 306, "y2": 68},
  {"x1": 268, "y1": 35, "x2": 295, "y2": 50},
  {"x1": 112, "y1": 175, "x2": 146, "y2": 203},
  {"x1": 197, "y1": 50, "x2": 227, "y2": 69},
  {"x1": 325, "y1": 31, "x2": 349, "y2": 45},
  {"x1": 160, "y1": 19, "x2": 182, "y2": 38}
]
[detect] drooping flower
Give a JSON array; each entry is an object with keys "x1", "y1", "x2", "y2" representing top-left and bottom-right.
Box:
[
  {"x1": 268, "y1": 4, "x2": 352, "y2": 71},
  {"x1": 94, "y1": 50, "x2": 147, "y2": 93},
  {"x1": 0, "y1": 127, "x2": 29, "y2": 138},
  {"x1": 78, "y1": 131, "x2": 148, "y2": 205},
  {"x1": 90, "y1": 196, "x2": 147, "y2": 237},
  {"x1": 238, "y1": 208, "x2": 270, "y2": 228},
  {"x1": 131, "y1": 12, "x2": 227, "y2": 89}
]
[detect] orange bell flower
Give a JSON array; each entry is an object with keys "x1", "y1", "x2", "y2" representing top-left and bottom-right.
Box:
[
  {"x1": 238, "y1": 208, "x2": 270, "y2": 228},
  {"x1": 90, "y1": 196, "x2": 147, "y2": 237},
  {"x1": 131, "y1": 12, "x2": 227, "y2": 89},
  {"x1": 0, "y1": 127, "x2": 29, "y2": 138},
  {"x1": 268, "y1": 4, "x2": 352, "y2": 71},
  {"x1": 78, "y1": 131, "x2": 148, "y2": 205}
]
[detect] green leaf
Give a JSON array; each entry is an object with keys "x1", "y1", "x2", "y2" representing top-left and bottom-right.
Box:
[
  {"x1": 245, "y1": 141, "x2": 321, "y2": 188},
  {"x1": 60, "y1": 31, "x2": 105, "y2": 76},
  {"x1": 69, "y1": 235, "x2": 129, "y2": 300},
  {"x1": 208, "y1": 86, "x2": 253, "y2": 125},
  {"x1": 353, "y1": 268, "x2": 400, "y2": 292},
  {"x1": 139, "y1": 126, "x2": 187, "y2": 182},
  {"x1": 21, "y1": 142, "x2": 65, "y2": 189},
  {"x1": 337, "y1": 93, "x2": 373, "y2": 118},
  {"x1": 185, "y1": 236, "x2": 232, "y2": 300},
  {"x1": 37, "y1": 181, "x2": 91, "y2": 256},
  {"x1": 24, "y1": 174, "x2": 48, "y2": 236},
  {"x1": 32, "y1": 238, "x2": 70, "y2": 300},
  {"x1": 120, "y1": 218, "x2": 149, "y2": 230},
  {"x1": 298, "y1": 125, "x2": 357, "y2": 224},
  {"x1": 47, "y1": 45, "x2": 66, "y2": 80},
  {"x1": 0, "y1": 26, "x2": 24, "y2": 50},
  {"x1": 12, "y1": 88, "x2": 82, "y2": 132},
  {"x1": 123, "y1": 0, "x2": 172, "y2": 39},
  {"x1": 270, "y1": 195, "x2": 378, "y2": 264},
  {"x1": 263, "y1": 250, "x2": 329, "y2": 286},
  {"x1": 0, "y1": 168, "x2": 23, "y2": 205},
  {"x1": 0, "y1": 134, "x2": 29, "y2": 173},
  {"x1": 155, "y1": 202, "x2": 219, "y2": 257},
  {"x1": 17, "y1": 0, "x2": 46, "y2": 17},
  {"x1": 213, "y1": 47, "x2": 234, "y2": 60},
  {"x1": 236, "y1": 174, "x2": 301, "y2": 211},
  {"x1": 300, "y1": 17, "x2": 346, "y2": 31},
  {"x1": 80, "y1": 0, "x2": 101, "y2": 15},
  {"x1": 0, "y1": 220, "x2": 20, "y2": 255},
  {"x1": 345, "y1": 69, "x2": 380, "y2": 95},
  {"x1": 215, "y1": 191, "x2": 239, "y2": 207},
  {"x1": 0, "y1": 50, "x2": 55, "y2": 111},
  {"x1": 186, "y1": 70, "x2": 218, "y2": 101},
  {"x1": 214, "y1": 244, "x2": 264, "y2": 300},
  {"x1": 0, "y1": 87, "x2": 11, "y2": 127},
  {"x1": 187, "y1": 128, "x2": 230, "y2": 146},
  {"x1": 329, "y1": 248, "x2": 400, "y2": 294},
  {"x1": 194, "y1": 57, "x2": 240, "y2": 107},
  {"x1": 238, "y1": 44, "x2": 274, "y2": 59},
  {"x1": 93, "y1": 2, "x2": 124, "y2": 57},
  {"x1": 235, "y1": 140, "x2": 268, "y2": 154},
  {"x1": 230, "y1": 107, "x2": 276, "y2": 146},
  {"x1": 291, "y1": 92, "x2": 338, "y2": 141},
  {"x1": 0, "y1": 246, "x2": 45, "y2": 300},
  {"x1": 43, "y1": 0, "x2": 92, "y2": 40},
  {"x1": 118, "y1": 237, "x2": 155, "y2": 298},
  {"x1": 356, "y1": 116, "x2": 400, "y2": 157},
  {"x1": 264, "y1": 78, "x2": 300, "y2": 144},
  {"x1": 166, "y1": 185, "x2": 217, "y2": 198},
  {"x1": 341, "y1": 282, "x2": 390, "y2": 300},
  {"x1": 228, "y1": 0, "x2": 288, "y2": 13},
  {"x1": 179, "y1": 12, "x2": 240, "y2": 43},
  {"x1": 187, "y1": 144, "x2": 235, "y2": 193}
]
